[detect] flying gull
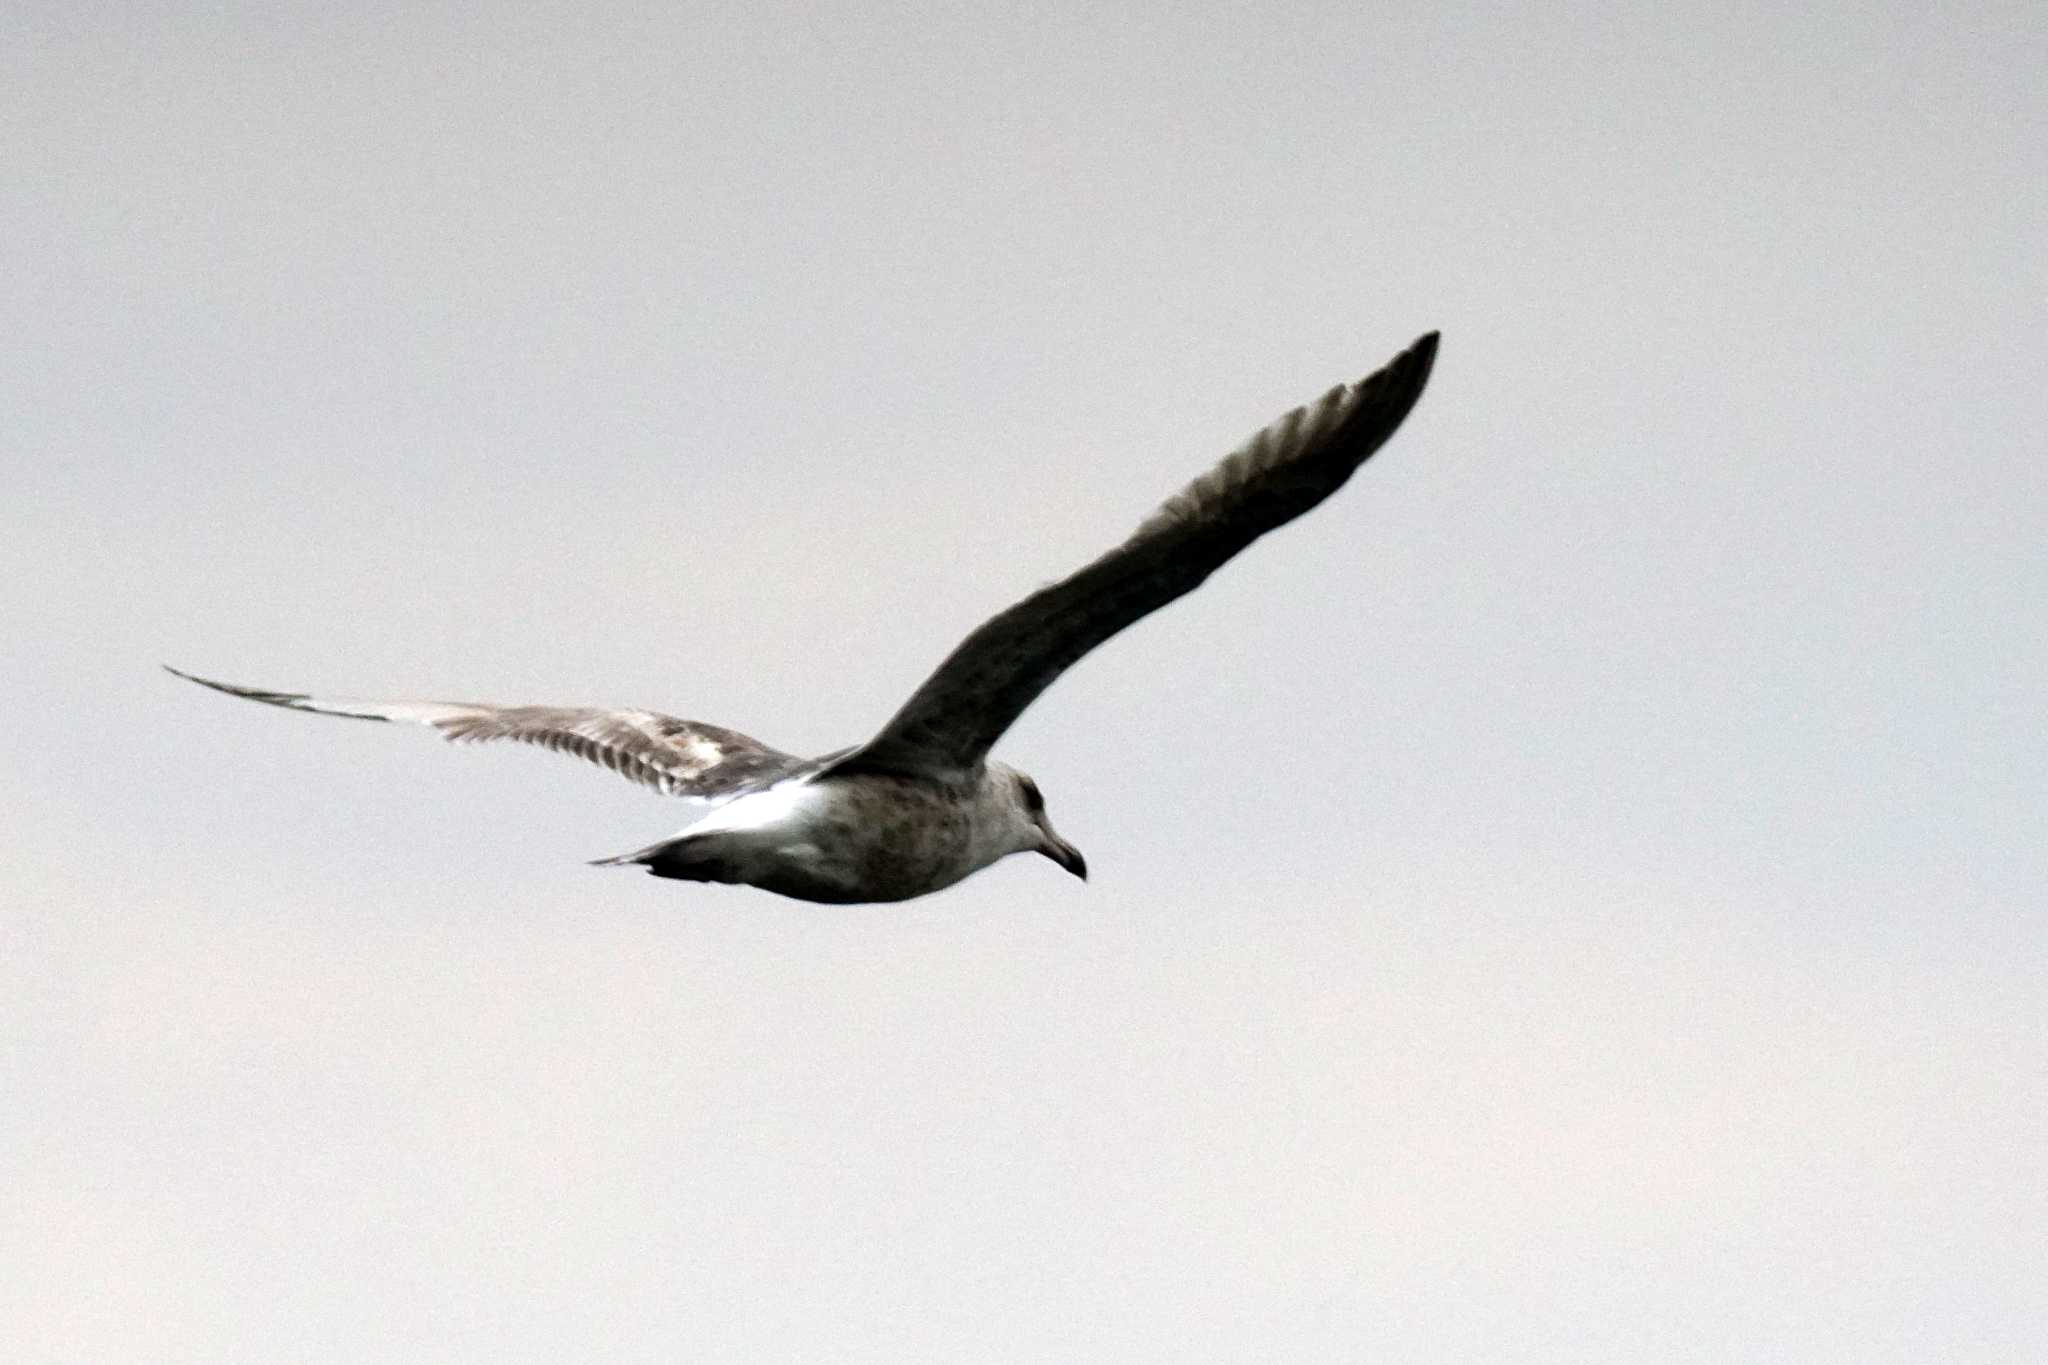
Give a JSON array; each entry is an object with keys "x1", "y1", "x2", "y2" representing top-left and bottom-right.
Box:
[{"x1": 171, "y1": 331, "x2": 1438, "y2": 903}]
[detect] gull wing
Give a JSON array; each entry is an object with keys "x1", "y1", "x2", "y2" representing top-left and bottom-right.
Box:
[
  {"x1": 828, "y1": 331, "x2": 1438, "y2": 778},
  {"x1": 165, "y1": 666, "x2": 805, "y2": 801}
]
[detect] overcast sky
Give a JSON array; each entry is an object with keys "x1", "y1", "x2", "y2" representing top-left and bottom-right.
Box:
[{"x1": 4, "y1": 2, "x2": 2043, "y2": 1361}]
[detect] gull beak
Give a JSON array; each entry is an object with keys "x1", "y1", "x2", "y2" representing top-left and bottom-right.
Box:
[{"x1": 1039, "y1": 828, "x2": 1088, "y2": 882}]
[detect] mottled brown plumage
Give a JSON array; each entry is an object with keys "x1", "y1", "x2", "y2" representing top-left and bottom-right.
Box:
[
  {"x1": 169, "y1": 332, "x2": 1437, "y2": 903},
  {"x1": 162, "y1": 669, "x2": 810, "y2": 800}
]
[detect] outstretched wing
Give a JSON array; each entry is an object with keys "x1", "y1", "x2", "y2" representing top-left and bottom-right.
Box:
[
  {"x1": 165, "y1": 666, "x2": 805, "y2": 801},
  {"x1": 830, "y1": 331, "x2": 1438, "y2": 778}
]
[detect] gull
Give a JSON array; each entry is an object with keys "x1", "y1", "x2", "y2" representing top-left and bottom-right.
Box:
[{"x1": 171, "y1": 332, "x2": 1437, "y2": 903}]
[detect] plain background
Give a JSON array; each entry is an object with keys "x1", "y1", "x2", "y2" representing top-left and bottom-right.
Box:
[{"x1": 5, "y1": 2, "x2": 2042, "y2": 1360}]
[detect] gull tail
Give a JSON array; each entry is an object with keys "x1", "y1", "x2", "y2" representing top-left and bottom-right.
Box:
[
  {"x1": 589, "y1": 838, "x2": 671, "y2": 870},
  {"x1": 591, "y1": 833, "x2": 734, "y2": 884}
]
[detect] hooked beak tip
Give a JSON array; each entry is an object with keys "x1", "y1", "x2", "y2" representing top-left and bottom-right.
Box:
[{"x1": 1043, "y1": 838, "x2": 1087, "y2": 882}]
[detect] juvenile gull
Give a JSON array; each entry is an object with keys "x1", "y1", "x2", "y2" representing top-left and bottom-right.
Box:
[{"x1": 171, "y1": 332, "x2": 1437, "y2": 903}]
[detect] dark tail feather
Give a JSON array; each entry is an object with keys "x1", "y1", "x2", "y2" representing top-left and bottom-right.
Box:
[{"x1": 590, "y1": 835, "x2": 737, "y2": 884}]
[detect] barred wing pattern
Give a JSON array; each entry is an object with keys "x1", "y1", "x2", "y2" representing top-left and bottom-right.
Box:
[
  {"x1": 164, "y1": 667, "x2": 804, "y2": 801},
  {"x1": 831, "y1": 331, "x2": 1438, "y2": 777}
]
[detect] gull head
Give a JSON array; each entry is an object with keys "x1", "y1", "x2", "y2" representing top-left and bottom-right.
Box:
[{"x1": 998, "y1": 765, "x2": 1087, "y2": 882}]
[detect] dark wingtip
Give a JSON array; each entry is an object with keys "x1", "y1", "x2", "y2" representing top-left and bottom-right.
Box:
[
  {"x1": 1407, "y1": 330, "x2": 1440, "y2": 378},
  {"x1": 164, "y1": 663, "x2": 228, "y2": 692},
  {"x1": 162, "y1": 664, "x2": 319, "y2": 712},
  {"x1": 1356, "y1": 332, "x2": 1439, "y2": 401},
  {"x1": 1344, "y1": 331, "x2": 1440, "y2": 440}
]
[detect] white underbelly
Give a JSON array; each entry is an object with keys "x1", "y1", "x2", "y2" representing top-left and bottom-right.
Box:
[
  {"x1": 683, "y1": 778, "x2": 833, "y2": 841},
  {"x1": 664, "y1": 773, "x2": 993, "y2": 902}
]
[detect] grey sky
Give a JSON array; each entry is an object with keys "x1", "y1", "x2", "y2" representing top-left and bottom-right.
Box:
[{"x1": 4, "y1": 2, "x2": 2043, "y2": 1360}]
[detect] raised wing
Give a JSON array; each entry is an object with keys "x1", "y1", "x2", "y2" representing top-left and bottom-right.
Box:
[
  {"x1": 830, "y1": 331, "x2": 1438, "y2": 777},
  {"x1": 165, "y1": 666, "x2": 804, "y2": 800}
]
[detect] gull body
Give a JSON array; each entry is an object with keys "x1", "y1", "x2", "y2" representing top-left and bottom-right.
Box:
[
  {"x1": 170, "y1": 332, "x2": 1436, "y2": 904},
  {"x1": 611, "y1": 760, "x2": 1080, "y2": 904}
]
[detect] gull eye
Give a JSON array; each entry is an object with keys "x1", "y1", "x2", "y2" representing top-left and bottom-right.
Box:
[{"x1": 1019, "y1": 776, "x2": 1044, "y2": 813}]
